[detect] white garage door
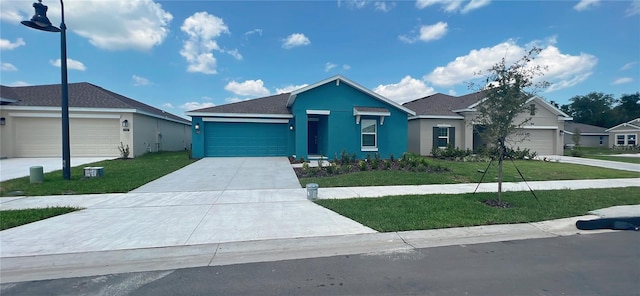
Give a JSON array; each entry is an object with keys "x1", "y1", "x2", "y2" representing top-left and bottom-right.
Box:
[
  {"x1": 512, "y1": 129, "x2": 556, "y2": 155},
  {"x1": 14, "y1": 117, "x2": 120, "y2": 157}
]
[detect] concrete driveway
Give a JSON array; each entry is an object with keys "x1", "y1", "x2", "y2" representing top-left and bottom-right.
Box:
[{"x1": 132, "y1": 157, "x2": 302, "y2": 192}]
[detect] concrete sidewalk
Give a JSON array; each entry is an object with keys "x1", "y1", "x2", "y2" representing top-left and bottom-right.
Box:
[
  {"x1": 0, "y1": 157, "x2": 115, "y2": 182},
  {"x1": 1, "y1": 178, "x2": 639, "y2": 283},
  {"x1": 537, "y1": 155, "x2": 640, "y2": 172}
]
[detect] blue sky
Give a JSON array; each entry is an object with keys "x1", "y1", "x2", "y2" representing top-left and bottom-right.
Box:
[{"x1": 1, "y1": 0, "x2": 638, "y2": 118}]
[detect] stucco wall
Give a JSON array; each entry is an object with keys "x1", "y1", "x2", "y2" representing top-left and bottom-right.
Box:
[
  {"x1": 291, "y1": 81, "x2": 410, "y2": 159},
  {"x1": 132, "y1": 113, "x2": 191, "y2": 157},
  {"x1": 407, "y1": 118, "x2": 466, "y2": 155},
  {"x1": 0, "y1": 110, "x2": 13, "y2": 158}
]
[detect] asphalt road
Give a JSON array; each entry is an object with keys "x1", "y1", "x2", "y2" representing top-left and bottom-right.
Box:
[{"x1": 1, "y1": 231, "x2": 638, "y2": 296}]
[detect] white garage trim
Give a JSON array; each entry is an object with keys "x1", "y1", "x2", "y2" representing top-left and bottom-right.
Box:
[
  {"x1": 204, "y1": 118, "x2": 289, "y2": 124},
  {"x1": 9, "y1": 112, "x2": 120, "y2": 119}
]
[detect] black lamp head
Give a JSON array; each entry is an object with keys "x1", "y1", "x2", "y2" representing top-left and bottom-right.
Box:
[{"x1": 21, "y1": 0, "x2": 61, "y2": 32}]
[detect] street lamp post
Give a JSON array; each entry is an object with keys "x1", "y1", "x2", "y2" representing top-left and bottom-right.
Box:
[{"x1": 22, "y1": 0, "x2": 71, "y2": 180}]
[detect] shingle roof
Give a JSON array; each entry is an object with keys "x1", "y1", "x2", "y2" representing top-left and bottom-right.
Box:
[
  {"x1": 403, "y1": 92, "x2": 484, "y2": 116},
  {"x1": 564, "y1": 122, "x2": 607, "y2": 134},
  {"x1": 189, "y1": 92, "x2": 291, "y2": 114},
  {"x1": 0, "y1": 83, "x2": 189, "y2": 124},
  {"x1": 353, "y1": 106, "x2": 389, "y2": 113}
]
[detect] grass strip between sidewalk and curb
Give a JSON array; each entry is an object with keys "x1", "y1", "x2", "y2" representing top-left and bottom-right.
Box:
[
  {"x1": 315, "y1": 187, "x2": 640, "y2": 232},
  {"x1": 1, "y1": 207, "x2": 81, "y2": 231},
  {"x1": 0, "y1": 151, "x2": 196, "y2": 197},
  {"x1": 300, "y1": 159, "x2": 639, "y2": 187},
  {"x1": 582, "y1": 155, "x2": 640, "y2": 164}
]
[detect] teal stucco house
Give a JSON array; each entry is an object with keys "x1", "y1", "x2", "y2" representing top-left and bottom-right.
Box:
[{"x1": 186, "y1": 75, "x2": 416, "y2": 159}]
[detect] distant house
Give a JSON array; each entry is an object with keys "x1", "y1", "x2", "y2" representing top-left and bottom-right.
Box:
[
  {"x1": 0, "y1": 83, "x2": 191, "y2": 158},
  {"x1": 403, "y1": 92, "x2": 572, "y2": 156},
  {"x1": 563, "y1": 122, "x2": 608, "y2": 148},
  {"x1": 606, "y1": 118, "x2": 639, "y2": 147},
  {"x1": 186, "y1": 75, "x2": 415, "y2": 159}
]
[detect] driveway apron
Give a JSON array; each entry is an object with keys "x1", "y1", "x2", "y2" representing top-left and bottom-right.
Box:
[
  {"x1": 131, "y1": 157, "x2": 303, "y2": 192},
  {"x1": 1, "y1": 157, "x2": 376, "y2": 257}
]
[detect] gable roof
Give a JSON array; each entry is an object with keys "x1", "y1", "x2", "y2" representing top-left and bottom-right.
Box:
[
  {"x1": 288, "y1": 75, "x2": 416, "y2": 116},
  {"x1": 0, "y1": 83, "x2": 190, "y2": 124},
  {"x1": 605, "y1": 118, "x2": 640, "y2": 132},
  {"x1": 403, "y1": 92, "x2": 483, "y2": 118},
  {"x1": 564, "y1": 122, "x2": 608, "y2": 135},
  {"x1": 186, "y1": 92, "x2": 292, "y2": 117},
  {"x1": 403, "y1": 91, "x2": 571, "y2": 120}
]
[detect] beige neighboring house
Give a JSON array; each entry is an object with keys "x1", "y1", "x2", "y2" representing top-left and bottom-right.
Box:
[
  {"x1": 403, "y1": 92, "x2": 572, "y2": 156},
  {"x1": 563, "y1": 122, "x2": 608, "y2": 148},
  {"x1": 0, "y1": 83, "x2": 191, "y2": 158},
  {"x1": 606, "y1": 118, "x2": 639, "y2": 147}
]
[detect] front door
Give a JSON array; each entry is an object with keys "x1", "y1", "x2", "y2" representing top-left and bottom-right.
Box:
[{"x1": 308, "y1": 120, "x2": 318, "y2": 154}]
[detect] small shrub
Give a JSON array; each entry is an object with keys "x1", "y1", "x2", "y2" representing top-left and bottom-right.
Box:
[
  {"x1": 118, "y1": 142, "x2": 130, "y2": 159},
  {"x1": 383, "y1": 160, "x2": 391, "y2": 170},
  {"x1": 359, "y1": 160, "x2": 367, "y2": 171},
  {"x1": 389, "y1": 153, "x2": 395, "y2": 163},
  {"x1": 416, "y1": 163, "x2": 426, "y2": 172}
]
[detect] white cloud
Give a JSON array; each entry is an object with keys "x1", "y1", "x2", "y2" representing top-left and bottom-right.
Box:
[
  {"x1": 416, "y1": 0, "x2": 490, "y2": 13},
  {"x1": 325, "y1": 62, "x2": 337, "y2": 72},
  {"x1": 225, "y1": 79, "x2": 270, "y2": 97},
  {"x1": 1, "y1": 63, "x2": 17, "y2": 71},
  {"x1": 374, "y1": 2, "x2": 396, "y2": 12},
  {"x1": 225, "y1": 97, "x2": 246, "y2": 103},
  {"x1": 373, "y1": 75, "x2": 436, "y2": 104},
  {"x1": 132, "y1": 75, "x2": 151, "y2": 86},
  {"x1": 180, "y1": 11, "x2": 229, "y2": 74},
  {"x1": 620, "y1": 61, "x2": 637, "y2": 71},
  {"x1": 420, "y1": 22, "x2": 448, "y2": 41},
  {"x1": 626, "y1": 0, "x2": 640, "y2": 16},
  {"x1": 423, "y1": 39, "x2": 598, "y2": 93},
  {"x1": 276, "y1": 84, "x2": 308, "y2": 94},
  {"x1": 181, "y1": 102, "x2": 215, "y2": 111},
  {"x1": 244, "y1": 29, "x2": 263, "y2": 38},
  {"x1": 343, "y1": 64, "x2": 351, "y2": 70},
  {"x1": 0, "y1": 38, "x2": 25, "y2": 50},
  {"x1": 574, "y1": 0, "x2": 600, "y2": 11},
  {"x1": 49, "y1": 58, "x2": 86, "y2": 71},
  {"x1": 448, "y1": 89, "x2": 457, "y2": 96},
  {"x1": 612, "y1": 77, "x2": 633, "y2": 85},
  {"x1": 162, "y1": 103, "x2": 174, "y2": 109},
  {"x1": 282, "y1": 33, "x2": 310, "y2": 49},
  {"x1": 0, "y1": 0, "x2": 173, "y2": 51},
  {"x1": 226, "y1": 49, "x2": 243, "y2": 60},
  {"x1": 461, "y1": 0, "x2": 491, "y2": 14},
  {"x1": 400, "y1": 22, "x2": 448, "y2": 43},
  {"x1": 10, "y1": 81, "x2": 30, "y2": 87}
]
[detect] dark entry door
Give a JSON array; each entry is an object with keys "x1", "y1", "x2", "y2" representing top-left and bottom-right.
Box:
[{"x1": 308, "y1": 120, "x2": 318, "y2": 154}]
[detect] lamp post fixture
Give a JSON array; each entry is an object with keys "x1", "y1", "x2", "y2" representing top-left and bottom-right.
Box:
[{"x1": 22, "y1": 0, "x2": 71, "y2": 180}]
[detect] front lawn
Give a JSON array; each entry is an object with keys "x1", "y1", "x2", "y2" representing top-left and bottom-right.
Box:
[
  {"x1": 315, "y1": 187, "x2": 640, "y2": 232},
  {"x1": 300, "y1": 158, "x2": 639, "y2": 187},
  {"x1": 0, "y1": 151, "x2": 196, "y2": 196},
  {"x1": 0, "y1": 207, "x2": 80, "y2": 230}
]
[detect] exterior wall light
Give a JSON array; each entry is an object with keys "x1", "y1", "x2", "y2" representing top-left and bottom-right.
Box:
[
  {"x1": 194, "y1": 123, "x2": 200, "y2": 134},
  {"x1": 122, "y1": 119, "x2": 129, "y2": 128},
  {"x1": 289, "y1": 124, "x2": 294, "y2": 131},
  {"x1": 0, "y1": 117, "x2": 5, "y2": 126}
]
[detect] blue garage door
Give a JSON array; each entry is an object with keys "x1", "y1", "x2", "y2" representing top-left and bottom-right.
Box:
[{"x1": 205, "y1": 122, "x2": 288, "y2": 156}]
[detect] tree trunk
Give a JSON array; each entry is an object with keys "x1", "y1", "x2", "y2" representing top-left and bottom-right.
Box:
[{"x1": 497, "y1": 141, "x2": 504, "y2": 202}]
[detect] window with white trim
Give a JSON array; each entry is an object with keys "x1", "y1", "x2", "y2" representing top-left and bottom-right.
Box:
[
  {"x1": 628, "y1": 134, "x2": 637, "y2": 145},
  {"x1": 616, "y1": 134, "x2": 637, "y2": 146},
  {"x1": 361, "y1": 119, "x2": 377, "y2": 151},
  {"x1": 437, "y1": 127, "x2": 449, "y2": 148}
]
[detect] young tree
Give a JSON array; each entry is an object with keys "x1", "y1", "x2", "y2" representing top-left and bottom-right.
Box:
[{"x1": 470, "y1": 48, "x2": 549, "y2": 203}]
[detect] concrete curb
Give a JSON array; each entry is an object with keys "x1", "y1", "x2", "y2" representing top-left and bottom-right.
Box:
[{"x1": 0, "y1": 215, "x2": 612, "y2": 284}]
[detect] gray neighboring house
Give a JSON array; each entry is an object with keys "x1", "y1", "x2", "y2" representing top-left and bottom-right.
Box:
[
  {"x1": 563, "y1": 122, "x2": 608, "y2": 148},
  {"x1": 0, "y1": 83, "x2": 191, "y2": 158},
  {"x1": 403, "y1": 92, "x2": 572, "y2": 156},
  {"x1": 606, "y1": 118, "x2": 639, "y2": 147}
]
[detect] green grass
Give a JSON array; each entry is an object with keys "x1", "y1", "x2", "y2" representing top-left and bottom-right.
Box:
[
  {"x1": 0, "y1": 207, "x2": 80, "y2": 230},
  {"x1": 300, "y1": 158, "x2": 640, "y2": 187},
  {"x1": 315, "y1": 187, "x2": 640, "y2": 232},
  {"x1": 0, "y1": 151, "x2": 196, "y2": 196}
]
